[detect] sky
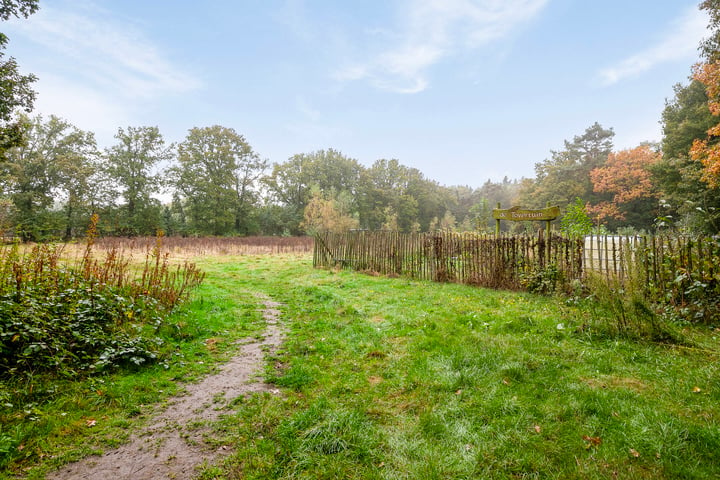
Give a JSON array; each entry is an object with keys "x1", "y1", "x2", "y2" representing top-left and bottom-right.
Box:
[{"x1": 2, "y1": 0, "x2": 711, "y2": 188}]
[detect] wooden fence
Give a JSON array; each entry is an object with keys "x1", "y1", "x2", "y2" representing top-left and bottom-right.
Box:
[
  {"x1": 314, "y1": 231, "x2": 720, "y2": 297},
  {"x1": 314, "y1": 230, "x2": 583, "y2": 290},
  {"x1": 584, "y1": 234, "x2": 720, "y2": 298}
]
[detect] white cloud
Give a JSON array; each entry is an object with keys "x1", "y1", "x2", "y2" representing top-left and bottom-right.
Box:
[
  {"x1": 334, "y1": 0, "x2": 548, "y2": 93},
  {"x1": 8, "y1": 3, "x2": 201, "y2": 98},
  {"x1": 31, "y1": 73, "x2": 132, "y2": 146},
  {"x1": 598, "y1": 7, "x2": 708, "y2": 86},
  {"x1": 3, "y1": 1, "x2": 202, "y2": 144}
]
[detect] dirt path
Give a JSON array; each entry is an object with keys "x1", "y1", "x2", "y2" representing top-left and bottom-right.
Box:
[{"x1": 48, "y1": 295, "x2": 284, "y2": 480}]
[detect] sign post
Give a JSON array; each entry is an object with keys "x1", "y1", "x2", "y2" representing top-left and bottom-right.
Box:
[{"x1": 493, "y1": 203, "x2": 560, "y2": 234}]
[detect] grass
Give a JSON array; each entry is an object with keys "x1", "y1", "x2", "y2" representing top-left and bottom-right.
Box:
[
  {"x1": 197, "y1": 255, "x2": 720, "y2": 480},
  {"x1": 4, "y1": 252, "x2": 720, "y2": 479}
]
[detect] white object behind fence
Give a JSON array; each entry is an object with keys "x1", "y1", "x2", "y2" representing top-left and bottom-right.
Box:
[{"x1": 583, "y1": 235, "x2": 640, "y2": 278}]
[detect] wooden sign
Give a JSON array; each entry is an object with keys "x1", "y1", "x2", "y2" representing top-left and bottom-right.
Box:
[{"x1": 493, "y1": 205, "x2": 560, "y2": 222}]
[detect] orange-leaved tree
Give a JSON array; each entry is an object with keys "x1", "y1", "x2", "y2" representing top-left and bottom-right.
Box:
[
  {"x1": 588, "y1": 145, "x2": 661, "y2": 230},
  {"x1": 689, "y1": 61, "x2": 720, "y2": 187}
]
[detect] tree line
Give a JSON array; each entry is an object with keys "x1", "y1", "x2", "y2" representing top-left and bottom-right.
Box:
[
  {"x1": 1, "y1": 0, "x2": 720, "y2": 239},
  {"x1": 0, "y1": 117, "x2": 523, "y2": 239}
]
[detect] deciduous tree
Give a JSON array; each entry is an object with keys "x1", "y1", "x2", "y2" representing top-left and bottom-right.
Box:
[
  {"x1": 173, "y1": 125, "x2": 265, "y2": 235},
  {"x1": 263, "y1": 149, "x2": 361, "y2": 234},
  {"x1": 104, "y1": 126, "x2": 173, "y2": 235},
  {"x1": 589, "y1": 145, "x2": 661, "y2": 231},
  {"x1": 655, "y1": 79, "x2": 720, "y2": 232},
  {"x1": 1, "y1": 114, "x2": 98, "y2": 240},
  {"x1": 689, "y1": 61, "x2": 720, "y2": 188},
  {"x1": 300, "y1": 190, "x2": 358, "y2": 235},
  {"x1": 0, "y1": 0, "x2": 38, "y2": 161}
]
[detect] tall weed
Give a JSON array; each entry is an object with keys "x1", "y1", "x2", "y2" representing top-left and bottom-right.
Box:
[
  {"x1": 580, "y1": 255, "x2": 685, "y2": 343},
  {"x1": 0, "y1": 215, "x2": 205, "y2": 377}
]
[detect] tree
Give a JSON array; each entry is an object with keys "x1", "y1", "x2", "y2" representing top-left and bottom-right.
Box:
[
  {"x1": 700, "y1": 0, "x2": 720, "y2": 62},
  {"x1": 689, "y1": 62, "x2": 720, "y2": 188},
  {"x1": 104, "y1": 126, "x2": 173, "y2": 235},
  {"x1": 656, "y1": 0, "x2": 720, "y2": 233},
  {"x1": 51, "y1": 119, "x2": 99, "y2": 239},
  {"x1": 357, "y1": 159, "x2": 419, "y2": 231},
  {"x1": 173, "y1": 125, "x2": 265, "y2": 236},
  {"x1": 263, "y1": 149, "x2": 362, "y2": 234},
  {"x1": 300, "y1": 190, "x2": 358, "y2": 235},
  {"x1": 355, "y1": 158, "x2": 447, "y2": 232},
  {"x1": 0, "y1": 0, "x2": 39, "y2": 161},
  {"x1": 1, "y1": 114, "x2": 98, "y2": 241},
  {"x1": 519, "y1": 123, "x2": 614, "y2": 211},
  {"x1": 588, "y1": 145, "x2": 661, "y2": 231},
  {"x1": 560, "y1": 198, "x2": 595, "y2": 237},
  {"x1": 655, "y1": 79, "x2": 720, "y2": 232}
]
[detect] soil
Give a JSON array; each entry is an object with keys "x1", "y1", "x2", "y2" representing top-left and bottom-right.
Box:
[{"x1": 47, "y1": 295, "x2": 285, "y2": 480}]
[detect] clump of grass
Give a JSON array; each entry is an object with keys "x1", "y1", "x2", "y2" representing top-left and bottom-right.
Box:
[
  {"x1": 580, "y1": 272, "x2": 683, "y2": 342},
  {"x1": 575, "y1": 241, "x2": 686, "y2": 343}
]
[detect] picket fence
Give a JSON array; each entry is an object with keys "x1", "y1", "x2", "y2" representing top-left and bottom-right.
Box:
[
  {"x1": 314, "y1": 230, "x2": 583, "y2": 291},
  {"x1": 314, "y1": 231, "x2": 720, "y2": 295}
]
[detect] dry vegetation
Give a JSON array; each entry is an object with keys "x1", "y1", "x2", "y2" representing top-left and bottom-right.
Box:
[{"x1": 92, "y1": 235, "x2": 314, "y2": 257}]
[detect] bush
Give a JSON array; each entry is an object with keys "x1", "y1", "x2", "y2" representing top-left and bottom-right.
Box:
[
  {"x1": 520, "y1": 263, "x2": 562, "y2": 295},
  {"x1": 0, "y1": 217, "x2": 204, "y2": 377}
]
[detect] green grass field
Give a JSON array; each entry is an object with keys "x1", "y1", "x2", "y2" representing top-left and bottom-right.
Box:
[{"x1": 4, "y1": 253, "x2": 720, "y2": 479}]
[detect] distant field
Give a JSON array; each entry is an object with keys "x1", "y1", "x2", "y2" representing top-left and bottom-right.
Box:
[{"x1": 91, "y1": 235, "x2": 315, "y2": 256}]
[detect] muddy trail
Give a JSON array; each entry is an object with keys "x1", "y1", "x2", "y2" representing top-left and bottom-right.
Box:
[{"x1": 48, "y1": 295, "x2": 284, "y2": 480}]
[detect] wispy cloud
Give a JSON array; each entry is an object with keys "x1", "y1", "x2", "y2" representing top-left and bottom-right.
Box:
[
  {"x1": 598, "y1": 7, "x2": 708, "y2": 86},
  {"x1": 7, "y1": 3, "x2": 202, "y2": 98},
  {"x1": 334, "y1": 0, "x2": 548, "y2": 94}
]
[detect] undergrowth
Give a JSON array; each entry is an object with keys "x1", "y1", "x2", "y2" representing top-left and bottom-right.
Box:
[{"x1": 0, "y1": 214, "x2": 205, "y2": 377}]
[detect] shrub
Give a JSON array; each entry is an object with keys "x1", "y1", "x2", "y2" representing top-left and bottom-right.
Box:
[
  {"x1": 520, "y1": 263, "x2": 562, "y2": 295},
  {"x1": 0, "y1": 217, "x2": 204, "y2": 377}
]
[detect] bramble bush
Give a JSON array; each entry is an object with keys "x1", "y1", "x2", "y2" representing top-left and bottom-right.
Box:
[{"x1": 0, "y1": 215, "x2": 205, "y2": 378}]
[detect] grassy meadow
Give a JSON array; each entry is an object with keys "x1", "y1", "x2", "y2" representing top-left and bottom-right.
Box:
[{"x1": 2, "y1": 244, "x2": 720, "y2": 479}]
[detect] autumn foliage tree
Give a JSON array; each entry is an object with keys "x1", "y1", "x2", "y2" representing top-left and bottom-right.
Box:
[
  {"x1": 588, "y1": 145, "x2": 661, "y2": 231},
  {"x1": 689, "y1": 61, "x2": 720, "y2": 188}
]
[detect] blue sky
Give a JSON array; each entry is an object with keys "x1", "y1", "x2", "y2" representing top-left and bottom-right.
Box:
[{"x1": 3, "y1": 0, "x2": 709, "y2": 187}]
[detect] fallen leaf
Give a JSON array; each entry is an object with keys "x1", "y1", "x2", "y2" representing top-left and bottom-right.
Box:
[
  {"x1": 534, "y1": 425, "x2": 542, "y2": 433},
  {"x1": 368, "y1": 376, "x2": 383, "y2": 385},
  {"x1": 629, "y1": 448, "x2": 640, "y2": 458},
  {"x1": 582, "y1": 435, "x2": 602, "y2": 447},
  {"x1": 502, "y1": 378, "x2": 510, "y2": 385}
]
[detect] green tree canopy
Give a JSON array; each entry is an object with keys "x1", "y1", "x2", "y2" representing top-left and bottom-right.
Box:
[
  {"x1": 0, "y1": 0, "x2": 39, "y2": 161},
  {"x1": 1, "y1": 114, "x2": 98, "y2": 241},
  {"x1": 104, "y1": 126, "x2": 173, "y2": 235},
  {"x1": 654, "y1": 78, "x2": 720, "y2": 232},
  {"x1": 173, "y1": 125, "x2": 266, "y2": 236},
  {"x1": 263, "y1": 149, "x2": 362, "y2": 234}
]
